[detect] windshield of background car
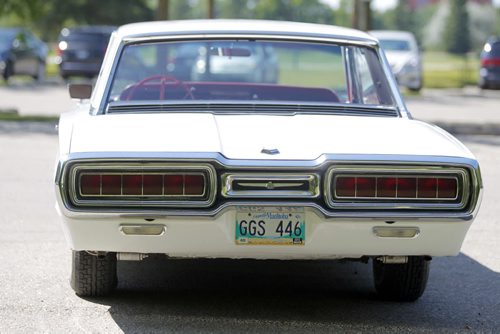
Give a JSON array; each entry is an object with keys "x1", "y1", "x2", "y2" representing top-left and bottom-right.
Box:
[
  {"x1": 107, "y1": 40, "x2": 395, "y2": 108},
  {"x1": 0, "y1": 32, "x2": 14, "y2": 51},
  {"x1": 379, "y1": 39, "x2": 411, "y2": 52}
]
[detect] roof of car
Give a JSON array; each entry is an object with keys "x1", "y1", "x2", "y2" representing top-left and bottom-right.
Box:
[
  {"x1": 0, "y1": 27, "x2": 23, "y2": 37},
  {"x1": 116, "y1": 19, "x2": 377, "y2": 43},
  {"x1": 61, "y1": 26, "x2": 116, "y2": 35}
]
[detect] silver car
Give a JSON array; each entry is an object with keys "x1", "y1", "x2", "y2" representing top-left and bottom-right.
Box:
[{"x1": 370, "y1": 30, "x2": 423, "y2": 92}]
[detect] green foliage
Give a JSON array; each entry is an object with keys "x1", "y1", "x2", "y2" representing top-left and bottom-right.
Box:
[
  {"x1": 215, "y1": 0, "x2": 335, "y2": 24},
  {"x1": 444, "y1": 0, "x2": 471, "y2": 55},
  {"x1": 0, "y1": 0, "x2": 154, "y2": 40},
  {"x1": 394, "y1": 0, "x2": 420, "y2": 44},
  {"x1": 423, "y1": 52, "x2": 478, "y2": 88}
]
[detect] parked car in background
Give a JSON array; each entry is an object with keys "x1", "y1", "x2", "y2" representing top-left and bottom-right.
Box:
[
  {"x1": 162, "y1": 41, "x2": 278, "y2": 83},
  {"x1": 56, "y1": 20, "x2": 482, "y2": 301},
  {"x1": 479, "y1": 37, "x2": 500, "y2": 89},
  {"x1": 0, "y1": 27, "x2": 48, "y2": 82},
  {"x1": 190, "y1": 41, "x2": 279, "y2": 83},
  {"x1": 56, "y1": 26, "x2": 115, "y2": 80},
  {"x1": 370, "y1": 30, "x2": 422, "y2": 92}
]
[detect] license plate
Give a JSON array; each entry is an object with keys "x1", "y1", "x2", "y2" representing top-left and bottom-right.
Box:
[{"x1": 235, "y1": 207, "x2": 305, "y2": 245}]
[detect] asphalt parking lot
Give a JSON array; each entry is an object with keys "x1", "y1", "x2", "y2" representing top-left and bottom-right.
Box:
[{"x1": 0, "y1": 132, "x2": 498, "y2": 333}]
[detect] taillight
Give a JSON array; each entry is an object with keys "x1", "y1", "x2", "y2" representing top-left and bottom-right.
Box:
[
  {"x1": 481, "y1": 58, "x2": 500, "y2": 67},
  {"x1": 79, "y1": 172, "x2": 206, "y2": 197},
  {"x1": 326, "y1": 166, "x2": 470, "y2": 211},
  {"x1": 333, "y1": 175, "x2": 457, "y2": 199},
  {"x1": 69, "y1": 163, "x2": 216, "y2": 209}
]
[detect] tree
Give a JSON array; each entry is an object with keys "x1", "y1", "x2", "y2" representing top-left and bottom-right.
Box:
[
  {"x1": 393, "y1": 0, "x2": 420, "y2": 44},
  {"x1": 444, "y1": 0, "x2": 471, "y2": 55},
  {"x1": 0, "y1": 0, "x2": 154, "y2": 40}
]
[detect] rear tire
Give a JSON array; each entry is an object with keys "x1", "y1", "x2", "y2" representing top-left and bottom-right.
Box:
[
  {"x1": 70, "y1": 251, "x2": 117, "y2": 297},
  {"x1": 373, "y1": 256, "x2": 430, "y2": 302}
]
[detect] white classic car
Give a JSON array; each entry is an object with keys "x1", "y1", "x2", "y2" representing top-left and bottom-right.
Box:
[{"x1": 55, "y1": 20, "x2": 482, "y2": 301}]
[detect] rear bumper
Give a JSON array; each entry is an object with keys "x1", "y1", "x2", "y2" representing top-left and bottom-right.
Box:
[
  {"x1": 480, "y1": 67, "x2": 500, "y2": 86},
  {"x1": 56, "y1": 203, "x2": 473, "y2": 259}
]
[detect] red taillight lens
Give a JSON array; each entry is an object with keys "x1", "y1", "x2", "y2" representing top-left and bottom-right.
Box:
[
  {"x1": 101, "y1": 175, "x2": 121, "y2": 195},
  {"x1": 185, "y1": 175, "x2": 205, "y2": 195},
  {"x1": 377, "y1": 177, "x2": 397, "y2": 197},
  {"x1": 143, "y1": 175, "x2": 163, "y2": 195},
  {"x1": 438, "y1": 178, "x2": 457, "y2": 199},
  {"x1": 417, "y1": 177, "x2": 437, "y2": 198},
  {"x1": 335, "y1": 177, "x2": 355, "y2": 197},
  {"x1": 333, "y1": 175, "x2": 458, "y2": 200},
  {"x1": 80, "y1": 174, "x2": 100, "y2": 195},
  {"x1": 481, "y1": 58, "x2": 500, "y2": 67},
  {"x1": 123, "y1": 175, "x2": 142, "y2": 195},
  {"x1": 164, "y1": 175, "x2": 183, "y2": 195},
  {"x1": 356, "y1": 177, "x2": 376, "y2": 197},
  {"x1": 79, "y1": 172, "x2": 207, "y2": 198},
  {"x1": 398, "y1": 178, "x2": 417, "y2": 198}
]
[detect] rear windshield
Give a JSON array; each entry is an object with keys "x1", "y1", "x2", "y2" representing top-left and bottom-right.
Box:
[
  {"x1": 378, "y1": 39, "x2": 411, "y2": 52},
  {"x1": 61, "y1": 32, "x2": 110, "y2": 49},
  {"x1": 486, "y1": 42, "x2": 500, "y2": 57},
  {"x1": 107, "y1": 39, "x2": 395, "y2": 108}
]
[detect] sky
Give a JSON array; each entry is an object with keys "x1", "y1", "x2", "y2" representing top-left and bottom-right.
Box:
[{"x1": 321, "y1": 0, "x2": 500, "y2": 11}]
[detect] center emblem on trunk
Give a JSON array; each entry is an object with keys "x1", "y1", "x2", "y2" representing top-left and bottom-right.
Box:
[{"x1": 261, "y1": 148, "x2": 280, "y2": 155}]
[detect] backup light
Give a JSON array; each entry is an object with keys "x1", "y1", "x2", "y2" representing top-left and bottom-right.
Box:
[{"x1": 373, "y1": 226, "x2": 419, "y2": 238}]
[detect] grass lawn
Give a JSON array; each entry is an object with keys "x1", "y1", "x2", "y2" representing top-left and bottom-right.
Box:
[{"x1": 422, "y1": 52, "x2": 479, "y2": 88}]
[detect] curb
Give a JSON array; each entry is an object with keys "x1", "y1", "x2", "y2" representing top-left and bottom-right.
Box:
[
  {"x1": 0, "y1": 121, "x2": 58, "y2": 135},
  {"x1": 428, "y1": 121, "x2": 500, "y2": 136}
]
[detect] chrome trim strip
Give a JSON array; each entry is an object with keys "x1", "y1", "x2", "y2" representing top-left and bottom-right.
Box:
[
  {"x1": 221, "y1": 173, "x2": 320, "y2": 198},
  {"x1": 123, "y1": 34, "x2": 379, "y2": 47},
  {"x1": 324, "y1": 166, "x2": 470, "y2": 210},
  {"x1": 65, "y1": 162, "x2": 217, "y2": 208},
  {"x1": 55, "y1": 152, "x2": 482, "y2": 220}
]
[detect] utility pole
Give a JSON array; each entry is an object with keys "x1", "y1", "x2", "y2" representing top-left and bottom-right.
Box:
[
  {"x1": 353, "y1": 0, "x2": 372, "y2": 31},
  {"x1": 157, "y1": 0, "x2": 169, "y2": 20},
  {"x1": 208, "y1": 0, "x2": 215, "y2": 19}
]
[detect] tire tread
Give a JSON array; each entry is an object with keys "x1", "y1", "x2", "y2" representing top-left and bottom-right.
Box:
[{"x1": 70, "y1": 251, "x2": 117, "y2": 297}]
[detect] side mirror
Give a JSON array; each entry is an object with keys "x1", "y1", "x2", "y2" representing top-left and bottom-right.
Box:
[{"x1": 69, "y1": 83, "x2": 92, "y2": 99}]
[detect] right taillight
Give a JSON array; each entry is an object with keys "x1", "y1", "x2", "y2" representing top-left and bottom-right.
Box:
[
  {"x1": 333, "y1": 176, "x2": 457, "y2": 200},
  {"x1": 326, "y1": 166, "x2": 470, "y2": 211}
]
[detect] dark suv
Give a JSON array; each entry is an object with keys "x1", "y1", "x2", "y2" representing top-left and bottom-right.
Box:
[
  {"x1": 57, "y1": 26, "x2": 115, "y2": 79},
  {"x1": 479, "y1": 37, "x2": 500, "y2": 89}
]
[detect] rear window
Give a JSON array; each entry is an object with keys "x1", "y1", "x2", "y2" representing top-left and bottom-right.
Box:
[
  {"x1": 107, "y1": 39, "x2": 395, "y2": 109},
  {"x1": 378, "y1": 39, "x2": 411, "y2": 52},
  {"x1": 485, "y1": 42, "x2": 500, "y2": 57},
  {"x1": 63, "y1": 32, "x2": 108, "y2": 43}
]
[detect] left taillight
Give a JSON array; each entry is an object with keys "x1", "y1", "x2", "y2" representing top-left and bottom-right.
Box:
[
  {"x1": 79, "y1": 173, "x2": 206, "y2": 197},
  {"x1": 68, "y1": 164, "x2": 216, "y2": 209}
]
